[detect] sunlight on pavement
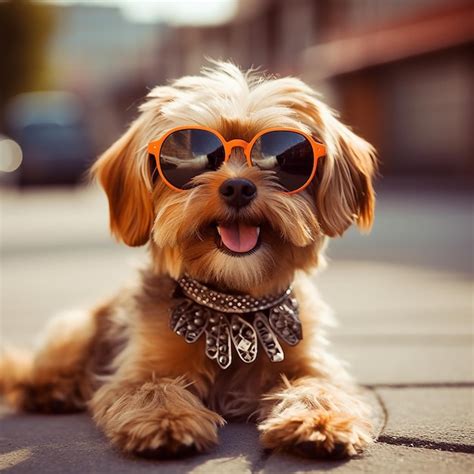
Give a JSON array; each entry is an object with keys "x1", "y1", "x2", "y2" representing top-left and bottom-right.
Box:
[{"x1": 0, "y1": 447, "x2": 33, "y2": 470}]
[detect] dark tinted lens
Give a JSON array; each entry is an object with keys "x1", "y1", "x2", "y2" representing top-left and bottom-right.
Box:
[
  {"x1": 250, "y1": 131, "x2": 314, "y2": 191},
  {"x1": 159, "y1": 129, "x2": 225, "y2": 189}
]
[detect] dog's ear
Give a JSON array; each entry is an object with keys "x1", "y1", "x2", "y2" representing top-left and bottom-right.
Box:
[
  {"x1": 315, "y1": 112, "x2": 377, "y2": 237},
  {"x1": 272, "y1": 78, "x2": 376, "y2": 237},
  {"x1": 91, "y1": 119, "x2": 154, "y2": 247}
]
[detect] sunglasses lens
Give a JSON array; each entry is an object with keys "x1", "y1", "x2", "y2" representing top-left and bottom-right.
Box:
[
  {"x1": 159, "y1": 129, "x2": 225, "y2": 189},
  {"x1": 250, "y1": 131, "x2": 314, "y2": 192}
]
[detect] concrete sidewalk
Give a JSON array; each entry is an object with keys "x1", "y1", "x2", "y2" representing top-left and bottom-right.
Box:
[{"x1": 1, "y1": 184, "x2": 473, "y2": 473}]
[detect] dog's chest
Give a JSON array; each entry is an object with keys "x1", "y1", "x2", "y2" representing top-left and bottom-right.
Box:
[{"x1": 203, "y1": 357, "x2": 274, "y2": 419}]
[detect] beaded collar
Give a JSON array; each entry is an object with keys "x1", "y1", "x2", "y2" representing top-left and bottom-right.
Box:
[{"x1": 170, "y1": 275, "x2": 302, "y2": 369}]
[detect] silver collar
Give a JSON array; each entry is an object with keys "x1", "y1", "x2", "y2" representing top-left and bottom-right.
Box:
[{"x1": 170, "y1": 275, "x2": 302, "y2": 369}]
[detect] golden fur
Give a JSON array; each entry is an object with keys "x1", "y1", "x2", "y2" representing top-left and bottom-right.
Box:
[{"x1": 0, "y1": 62, "x2": 376, "y2": 459}]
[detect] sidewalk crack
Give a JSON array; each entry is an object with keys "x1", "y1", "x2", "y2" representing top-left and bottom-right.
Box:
[
  {"x1": 378, "y1": 435, "x2": 474, "y2": 454},
  {"x1": 370, "y1": 388, "x2": 388, "y2": 438}
]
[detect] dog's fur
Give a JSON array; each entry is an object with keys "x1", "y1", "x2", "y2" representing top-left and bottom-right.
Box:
[{"x1": 0, "y1": 63, "x2": 376, "y2": 458}]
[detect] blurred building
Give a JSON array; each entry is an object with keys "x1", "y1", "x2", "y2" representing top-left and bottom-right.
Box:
[
  {"x1": 44, "y1": 3, "x2": 165, "y2": 150},
  {"x1": 156, "y1": 0, "x2": 473, "y2": 176},
  {"x1": 1, "y1": 1, "x2": 165, "y2": 186},
  {"x1": 304, "y1": 1, "x2": 473, "y2": 176},
  {"x1": 48, "y1": 4, "x2": 161, "y2": 92},
  {"x1": 2, "y1": 0, "x2": 472, "y2": 185}
]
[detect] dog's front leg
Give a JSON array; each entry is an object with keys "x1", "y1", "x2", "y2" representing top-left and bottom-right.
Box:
[
  {"x1": 90, "y1": 376, "x2": 224, "y2": 457},
  {"x1": 258, "y1": 376, "x2": 373, "y2": 459}
]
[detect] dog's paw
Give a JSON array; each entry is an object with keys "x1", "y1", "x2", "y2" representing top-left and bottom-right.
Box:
[
  {"x1": 259, "y1": 410, "x2": 373, "y2": 459},
  {"x1": 92, "y1": 380, "x2": 225, "y2": 458},
  {"x1": 110, "y1": 409, "x2": 223, "y2": 457}
]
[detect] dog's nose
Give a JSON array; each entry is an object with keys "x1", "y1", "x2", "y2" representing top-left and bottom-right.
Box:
[{"x1": 219, "y1": 178, "x2": 257, "y2": 208}]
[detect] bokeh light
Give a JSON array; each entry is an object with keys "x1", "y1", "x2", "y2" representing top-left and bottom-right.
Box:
[{"x1": 0, "y1": 138, "x2": 23, "y2": 172}]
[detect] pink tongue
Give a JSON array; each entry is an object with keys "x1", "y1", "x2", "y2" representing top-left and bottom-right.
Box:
[{"x1": 218, "y1": 223, "x2": 259, "y2": 253}]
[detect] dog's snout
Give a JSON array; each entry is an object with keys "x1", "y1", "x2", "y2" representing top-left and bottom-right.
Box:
[{"x1": 219, "y1": 178, "x2": 257, "y2": 208}]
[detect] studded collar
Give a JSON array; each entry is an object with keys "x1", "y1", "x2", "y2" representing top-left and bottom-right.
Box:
[
  {"x1": 170, "y1": 275, "x2": 303, "y2": 369},
  {"x1": 177, "y1": 275, "x2": 293, "y2": 313}
]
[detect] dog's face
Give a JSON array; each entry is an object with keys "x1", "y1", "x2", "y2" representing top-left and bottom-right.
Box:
[{"x1": 92, "y1": 63, "x2": 376, "y2": 295}]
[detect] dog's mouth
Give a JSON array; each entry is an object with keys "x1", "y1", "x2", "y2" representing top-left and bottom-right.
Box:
[{"x1": 214, "y1": 221, "x2": 261, "y2": 256}]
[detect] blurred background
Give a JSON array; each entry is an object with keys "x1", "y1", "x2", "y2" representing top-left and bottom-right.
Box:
[
  {"x1": 0, "y1": 0, "x2": 472, "y2": 387},
  {"x1": 1, "y1": 0, "x2": 473, "y2": 184}
]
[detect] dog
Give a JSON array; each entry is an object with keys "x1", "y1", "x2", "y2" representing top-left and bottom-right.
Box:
[{"x1": 0, "y1": 62, "x2": 376, "y2": 459}]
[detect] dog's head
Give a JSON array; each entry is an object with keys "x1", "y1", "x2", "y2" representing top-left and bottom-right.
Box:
[{"x1": 92, "y1": 63, "x2": 376, "y2": 295}]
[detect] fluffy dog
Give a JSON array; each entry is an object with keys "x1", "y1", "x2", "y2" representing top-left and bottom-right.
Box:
[{"x1": 0, "y1": 63, "x2": 376, "y2": 459}]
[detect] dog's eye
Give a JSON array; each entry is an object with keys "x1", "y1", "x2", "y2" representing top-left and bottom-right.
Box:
[
  {"x1": 250, "y1": 131, "x2": 315, "y2": 192},
  {"x1": 159, "y1": 129, "x2": 226, "y2": 189}
]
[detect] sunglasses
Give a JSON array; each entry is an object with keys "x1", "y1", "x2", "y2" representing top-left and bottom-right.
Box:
[{"x1": 147, "y1": 126, "x2": 326, "y2": 194}]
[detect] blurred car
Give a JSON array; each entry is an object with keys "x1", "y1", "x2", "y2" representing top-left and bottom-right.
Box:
[{"x1": 5, "y1": 92, "x2": 94, "y2": 186}]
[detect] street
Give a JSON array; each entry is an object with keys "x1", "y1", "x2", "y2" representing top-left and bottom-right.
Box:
[{"x1": 0, "y1": 182, "x2": 473, "y2": 473}]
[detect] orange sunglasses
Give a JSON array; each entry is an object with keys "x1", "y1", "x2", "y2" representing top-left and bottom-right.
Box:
[{"x1": 147, "y1": 126, "x2": 326, "y2": 194}]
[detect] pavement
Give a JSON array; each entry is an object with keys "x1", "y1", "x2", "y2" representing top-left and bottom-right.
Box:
[{"x1": 0, "y1": 181, "x2": 473, "y2": 473}]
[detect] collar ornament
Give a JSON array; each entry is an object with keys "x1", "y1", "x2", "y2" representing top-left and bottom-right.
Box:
[{"x1": 170, "y1": 276, "x2": 302, "y2": 369}]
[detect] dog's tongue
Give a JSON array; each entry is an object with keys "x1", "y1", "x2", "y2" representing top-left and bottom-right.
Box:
[{"x1": 217, "y1": 223, "x2": 260, "y2": 253}]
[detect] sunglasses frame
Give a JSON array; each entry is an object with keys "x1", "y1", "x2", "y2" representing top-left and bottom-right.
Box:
[{"x1": 147, "y1": 126, "x2": 326, "y2": 194}]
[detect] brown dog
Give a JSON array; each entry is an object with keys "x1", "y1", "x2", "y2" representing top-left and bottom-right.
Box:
[{"x1": 0, "y1": 63, "x2": 376, "y2": 459}]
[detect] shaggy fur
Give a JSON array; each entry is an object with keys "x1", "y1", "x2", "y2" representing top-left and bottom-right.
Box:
[{"x1": 0, "y1": 62, "x2": 377, "y2": 459}]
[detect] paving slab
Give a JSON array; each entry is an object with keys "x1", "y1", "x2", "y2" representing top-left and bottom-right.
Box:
[
  {"x1": 1, "y1": 246, "x2": 145, "y2": 345},
  {"x1": 0, "y1": 415, "x2": 259, "y2": 474},
  {"x1": 316, "y1": 261, "x2": 473, "y2": 385},
  {"x1": 316, "y1": 262, "x2": 472, "y2": 336},
  {"x1": 2, "y1": 415, "x2": 473, "y2": 474},
  {"x1": 332, "y1": 341, "x2": 473, "y2": 385},
  {"x1": 0, "y1": 187, "x2": 111, "y2": 252},
  {"x1": 0, "y1": 389, "x2": 383, "y2": 474},
  {"x1": 325, "y1": 187, "x2": 473, "y2": 275},
  {"x1": 261, "y1": 442, "x2": 474, "y2": 474},
  {"x1": 376, "y1": 387, "x2": 474, "y2": 448}
]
